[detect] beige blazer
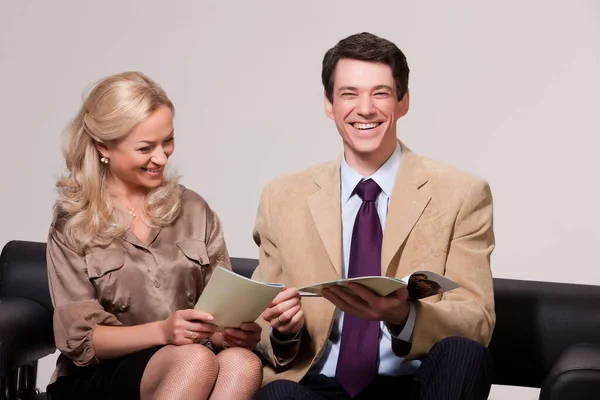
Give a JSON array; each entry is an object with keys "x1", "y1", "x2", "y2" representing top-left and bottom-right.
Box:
[{"x1": 252, "y1": 142, "x2": 495, "y2": 385}]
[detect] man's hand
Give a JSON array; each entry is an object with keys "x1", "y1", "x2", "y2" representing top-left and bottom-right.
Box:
[
  {"x1": 323, "y1": 283, "x2": 410, "y2": 326},
  {"x1": 263, "y1": 288, "x2": 304, "y2": 338}
]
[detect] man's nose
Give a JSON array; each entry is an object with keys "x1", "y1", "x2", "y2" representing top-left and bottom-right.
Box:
[{"x1": 356, "y1": 94, "x2": 376, "y2": 117}]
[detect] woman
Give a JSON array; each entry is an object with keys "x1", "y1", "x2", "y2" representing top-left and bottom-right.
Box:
[{"x1": 46, "y1": 71, "x2": 263, "y2": 400}]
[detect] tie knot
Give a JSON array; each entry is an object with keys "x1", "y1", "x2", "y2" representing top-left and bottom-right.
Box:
[{"x1": 355, "y1": 179, "x2": 382, "y2": 202}]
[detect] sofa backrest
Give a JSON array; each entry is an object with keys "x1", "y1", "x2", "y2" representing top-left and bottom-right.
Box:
[
  {"x1": 490, "y1": 277, "x2": 600, "y2": 387},
  {"x1": 0, "y1": 240, "x2": 52, "y2": 313}
]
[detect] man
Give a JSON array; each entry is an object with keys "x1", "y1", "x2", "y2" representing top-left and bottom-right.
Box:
[{"x1": 251, "y1": 32, "x2": 495, "y2": 399}]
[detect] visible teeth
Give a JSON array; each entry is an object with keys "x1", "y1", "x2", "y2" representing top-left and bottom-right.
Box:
[
  {"x1": 147, "y1": 169, "x2": 160, "y2": 173},
  {"x1": 352, "y1": 122, "x2": 379, "y2": 130}
]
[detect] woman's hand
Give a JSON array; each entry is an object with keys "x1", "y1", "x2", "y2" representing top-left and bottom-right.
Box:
[
  {"x1": 161, "y1": 309, "x2": 218, "y2": 345},
  {"x1": 220, "y1": 322, "x2": 262, "y2": 350}
]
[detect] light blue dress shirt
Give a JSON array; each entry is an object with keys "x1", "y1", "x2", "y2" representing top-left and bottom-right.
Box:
[{"x1": 313, "y1": 142, "x2": 421, "y2": 377}]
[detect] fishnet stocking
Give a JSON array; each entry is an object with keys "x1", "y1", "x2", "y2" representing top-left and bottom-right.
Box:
[
  {"x1": 210, "y1": 347, "x2": 263, "y2": 400},
  {"x1": 140, "y1": 344, "x2": 219, "y2": 400}
]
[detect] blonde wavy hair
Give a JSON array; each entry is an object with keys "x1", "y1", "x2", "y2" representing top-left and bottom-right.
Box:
[{"x1": 53, "y1": 71, "x2": 183, "y2": 253}]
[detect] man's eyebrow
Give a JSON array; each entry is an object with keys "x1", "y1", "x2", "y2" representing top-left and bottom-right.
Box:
[
  {"x1": 372, "y1": 85, "x2": 394, "y2": 91},
  {"x1": 337, "y1": 85, "x2": 394, "y2": 92}
]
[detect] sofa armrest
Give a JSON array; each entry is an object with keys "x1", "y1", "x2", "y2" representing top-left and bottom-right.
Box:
[
  {"x1": 540, "y1": 343, "x2": 600, "y2": 400},
  {"x1": 0, "y1": 297, "x2": 56, "y2": 376}
]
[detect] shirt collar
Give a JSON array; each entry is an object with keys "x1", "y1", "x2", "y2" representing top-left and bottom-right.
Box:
[{"x1": 340, "y1": 141, "x2": 402, "y2": 203}]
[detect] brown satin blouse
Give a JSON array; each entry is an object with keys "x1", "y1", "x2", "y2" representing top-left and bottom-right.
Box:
[{"x1": 46, "y1": 187, "x2": 232, "y2": 382}]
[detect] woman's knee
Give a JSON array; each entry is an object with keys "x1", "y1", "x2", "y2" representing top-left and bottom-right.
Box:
[
  {"x1": 217, "y1": 347, "x2": 263, "y2": 377},
  {"x1": 141, "y1": 344, "x2": 219, "y2": 398},
  {"x1": 158, "y1": 344, "x2": 219, "y2": 377}
]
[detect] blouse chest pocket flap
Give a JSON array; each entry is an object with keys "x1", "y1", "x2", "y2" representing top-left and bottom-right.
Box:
[
  {"x1": 176, "y1": 240, "x2": 210, "y2": 266},
  {"x1": 85, "y1": 248, "x2": 129, "y2": 312},
  {"x1": 86, "y1": 248, "x2": 126, "y2": 279}
]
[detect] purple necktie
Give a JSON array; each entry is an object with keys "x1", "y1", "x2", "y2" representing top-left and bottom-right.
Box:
[{"x1": 336, "y1": 178, "x2": 382, "y2": 397}]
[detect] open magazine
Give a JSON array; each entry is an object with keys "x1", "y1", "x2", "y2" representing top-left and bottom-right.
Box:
[
  {"x1": 297, "y1": 270, "x2": 459, "y2": 300},
  {"x1": 195, "y1": 266, "x2": 460, "y2": 328}
]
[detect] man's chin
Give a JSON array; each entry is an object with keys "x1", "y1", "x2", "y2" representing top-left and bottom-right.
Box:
[{"x1": 349, "y1": 137, "x2": 385, "y2": 154}]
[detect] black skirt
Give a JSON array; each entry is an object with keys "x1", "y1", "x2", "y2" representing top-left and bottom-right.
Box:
[{"x1": 47, "y1": 346, "x2": 163, "y2": 400}]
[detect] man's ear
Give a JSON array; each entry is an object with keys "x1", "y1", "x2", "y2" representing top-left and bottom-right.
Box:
[
  {"x1": 94, "y1": 141, "x2": 109, "y2": 159},
  {"x1": 324, "y1": 91, "x2": 335, "y2": 120},
  {"x1": 396, "y1": 88, "x2": 410, "y2": 118}
]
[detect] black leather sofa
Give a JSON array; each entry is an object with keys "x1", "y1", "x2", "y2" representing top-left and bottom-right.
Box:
[{"x1": 2, "y1": 240, "x2": 600, "y2": 400}]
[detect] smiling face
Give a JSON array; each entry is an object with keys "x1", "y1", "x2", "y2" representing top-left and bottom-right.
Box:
[
  {"x1": 325, "y1": 58, "x2": 409, "y2": 174},
  {"x1": 97, "y1": 105, "x2": 175, "y2": 194}
]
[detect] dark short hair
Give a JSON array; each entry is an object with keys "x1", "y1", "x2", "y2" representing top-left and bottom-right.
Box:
[{"x1": 322, "y1": 32, "x2": 410, "y2": 103}]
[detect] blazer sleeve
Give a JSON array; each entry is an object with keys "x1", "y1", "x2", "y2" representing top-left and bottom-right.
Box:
[
  {"x1": 47, "y1": 227, "x2": 123, "y2": 367},
  {"x1": 251, "y1": 181, "x2": 302, "y2": 368},
  {"x1": 395, "y1": 178, "x2": 496, "y2": 358}
]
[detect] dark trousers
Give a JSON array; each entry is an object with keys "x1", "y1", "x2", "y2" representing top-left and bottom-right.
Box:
[{"x1": 254, "y1": 336, "x2": 494, "y2": 400}]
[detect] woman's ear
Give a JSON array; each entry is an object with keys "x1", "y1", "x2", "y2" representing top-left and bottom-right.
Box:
[{"x1": 94, "y1": 141, "x2": 109, "y2": 159}]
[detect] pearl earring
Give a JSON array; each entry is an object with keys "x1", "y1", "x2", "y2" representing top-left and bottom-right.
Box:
[{"x1": 100, "y1": 157, "x2": 109, "y2": 164}]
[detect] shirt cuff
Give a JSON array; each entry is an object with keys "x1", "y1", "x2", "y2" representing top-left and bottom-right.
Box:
[
  {"x1": 270, "y1": 327, "x2": 301, "y2": 345},
  {"x1": 387, "y1": 301, "x2": 416, "y2": 343}
]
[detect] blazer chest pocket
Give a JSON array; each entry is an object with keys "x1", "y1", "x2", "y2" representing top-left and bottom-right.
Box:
[
  {"x1": 86, "y1": 248, "x2": 131, "y2": 313},
  {"x1": 176, "y1": 240, "x2": 210, "y2": 304}
]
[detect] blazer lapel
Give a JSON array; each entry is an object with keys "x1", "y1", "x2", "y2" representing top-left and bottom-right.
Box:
[
  {"x1": 307, "y1": 162, "x2": 343, "y2": 278},
  {"x1": 382, "y1": 143, "x2": 431, "y2": 276}
]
